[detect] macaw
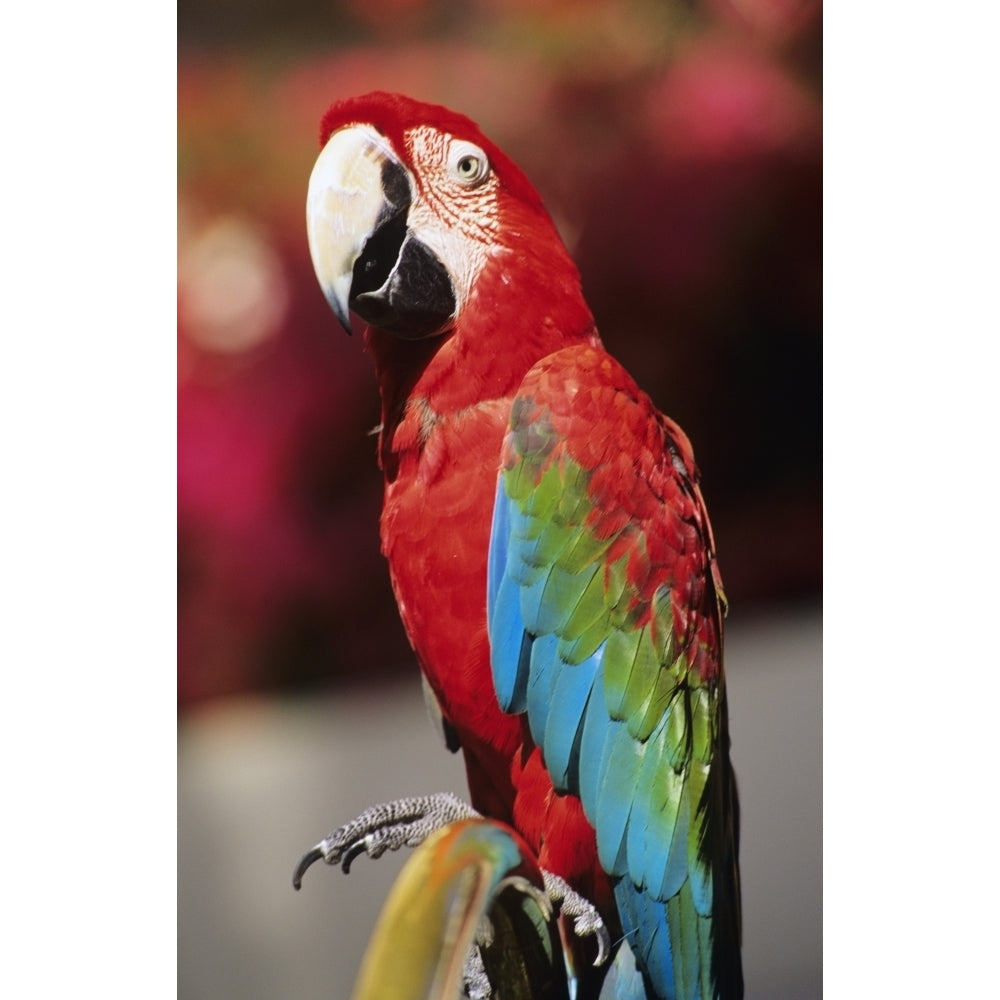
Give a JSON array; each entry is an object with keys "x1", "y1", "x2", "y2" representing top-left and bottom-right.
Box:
[{"x1": 297, "y1": 92, "x2": 742, "y2": 1000}]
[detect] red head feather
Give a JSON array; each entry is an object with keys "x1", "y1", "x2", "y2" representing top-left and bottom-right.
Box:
[{"x1": 318, "y1": 91, "x2": 546, "y2": 214}]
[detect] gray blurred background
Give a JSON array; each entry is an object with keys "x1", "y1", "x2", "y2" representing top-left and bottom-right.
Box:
[{"x1": 179, "y1": 608, "x2": 821, "y2": 998}]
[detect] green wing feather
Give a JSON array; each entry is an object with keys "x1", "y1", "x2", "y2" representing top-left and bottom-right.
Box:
[{"x1": 487, "y1": 345, "x2": 742, "y2": 999}]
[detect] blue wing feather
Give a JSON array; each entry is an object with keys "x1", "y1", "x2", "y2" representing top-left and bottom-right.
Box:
[
  {"x1": 577, "y1": 673, "x2": 609, "y2": 821},
  {"x1": 489, "y1": 573, "x2": 531, "y2": 714},
  {"x1": 487, "y1": 481, "x2": 531, "y2": 714},
  {"x1": 542, "y1": 643, "x2": 603, "y2": 790},
  {"x1": 486, "y1": 475, "x2": 510, "y2": 611},
  {"x1": 594, "y1": 721, "x2": 640, "y2": 877},
  {"x1": 485, "y1": 349, "x2": 741, "y2": 999},
  {"x1": 525, "y1": 632, "x2": 559, "y2": 750}
]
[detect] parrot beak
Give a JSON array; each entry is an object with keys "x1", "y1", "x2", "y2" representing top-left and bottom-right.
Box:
[
  {"x1": 306, "y1": 125, "x2": 456, "y2": 339},
  {"x1": 306, "y1": 125, "x2": 400, "y2": 334}
]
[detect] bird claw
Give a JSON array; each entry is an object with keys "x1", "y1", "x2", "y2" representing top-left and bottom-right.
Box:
[
  {"x1": 293, "y1": 792, "x2": 477, "y2": 889},
  {"x1": 542, "y1": 870, "x2": 612, "y2": 967},
  {"x1": 292, "y1": 795, "x2": 609, "y2": 971},
  {"x1": 292, "y1": 845, "x2": 326, "y2": 888},
  {"x1": 463, "y1": 946, "x2": 492, "y2": 1000}
]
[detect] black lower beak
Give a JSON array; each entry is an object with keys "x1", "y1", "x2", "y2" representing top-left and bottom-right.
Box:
[{"x1": 351, "y1": 224, "x2": 456, "y2": 340}]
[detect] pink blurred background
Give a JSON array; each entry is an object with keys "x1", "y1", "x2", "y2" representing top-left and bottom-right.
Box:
[{"x1": 178, "y1": 0, "x2": 822, "y2": 709}]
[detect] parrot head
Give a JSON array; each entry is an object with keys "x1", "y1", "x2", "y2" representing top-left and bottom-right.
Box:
[{"x1": 306, "y1": 92, "x2": 586, "y2": 344}]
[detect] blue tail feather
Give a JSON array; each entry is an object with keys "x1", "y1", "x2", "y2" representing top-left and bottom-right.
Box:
[{"x1": 614, "y1": 880, "x2": 675, "y2": 999}]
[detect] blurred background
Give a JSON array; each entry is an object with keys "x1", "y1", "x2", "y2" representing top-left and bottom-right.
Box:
[{"x1": 178, "y1": 0, "x2": 822, "y2": 996}]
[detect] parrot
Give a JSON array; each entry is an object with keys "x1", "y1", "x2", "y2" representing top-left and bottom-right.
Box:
[{"x1": 296, "y1": 91, "x2": 742, "y2": 1000}]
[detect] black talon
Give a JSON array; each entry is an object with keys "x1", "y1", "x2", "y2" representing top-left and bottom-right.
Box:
[
  {"x1": 341, "y1": 840, "x2": 368, "y2": 874},
  {"x1": 293, "y1": 846, "x2": 325, "y2": 890}
]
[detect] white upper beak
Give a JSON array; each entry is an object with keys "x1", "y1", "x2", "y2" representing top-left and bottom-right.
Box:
[{"x1": 306, "y1": 125, "x2": 399, "y2": 331}]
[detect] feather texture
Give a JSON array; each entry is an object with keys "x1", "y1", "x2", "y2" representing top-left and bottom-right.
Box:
[
  {"x1": 488, "y1": 344, "x2": 741, "y2": 999},
  {"x1": 309, "y1": 91, "x2": 741, "y2": 1000}
]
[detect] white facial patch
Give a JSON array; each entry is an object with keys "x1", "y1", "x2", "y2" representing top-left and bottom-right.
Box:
[{"x1": 403, "y1": 128, "x2": 502, "y2": 317}]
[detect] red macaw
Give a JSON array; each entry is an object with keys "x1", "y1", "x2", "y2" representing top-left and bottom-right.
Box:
[{"x1": 296, "y1": 92, "x2": 742, "y2": 1000}]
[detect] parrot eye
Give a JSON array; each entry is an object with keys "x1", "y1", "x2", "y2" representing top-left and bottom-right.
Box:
[{"x1": 448, "y1": 141, "x2": 490, "y2": 188}]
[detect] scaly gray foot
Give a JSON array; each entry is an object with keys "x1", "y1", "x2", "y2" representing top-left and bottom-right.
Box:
[
  {"x1": 463, "y1": 946, "x2": 491, "y2": 1000},
  {"x1": 293, "y1": 792, "x2": 477, "y2": 888},
  {"x1": 292, "y1": 793, "x2": 610, "y2": 968},
  {"x1": 542, "y1": 870, "x2": 611, "y2": 966}
]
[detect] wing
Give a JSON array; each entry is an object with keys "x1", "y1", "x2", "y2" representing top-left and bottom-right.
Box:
[{"x1": 487, "y1": 344, "x2": 742, "y2": 1000}]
